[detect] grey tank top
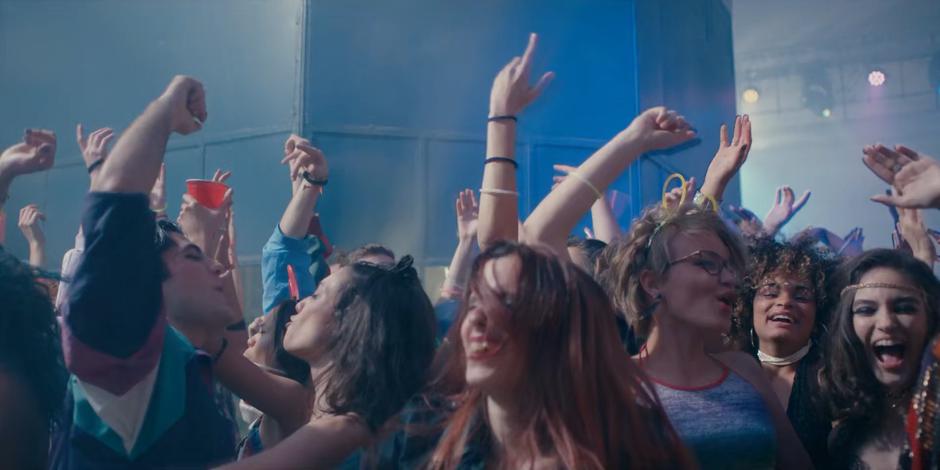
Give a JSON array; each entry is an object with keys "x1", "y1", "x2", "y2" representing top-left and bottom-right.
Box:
[{"x1": 651, "y1": 367, "x2": 777, "y2": 470}]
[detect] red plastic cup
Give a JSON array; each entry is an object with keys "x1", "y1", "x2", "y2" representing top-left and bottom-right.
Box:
[{"x1": 186, "y1": 179, "x2": 229, "y2": 209}]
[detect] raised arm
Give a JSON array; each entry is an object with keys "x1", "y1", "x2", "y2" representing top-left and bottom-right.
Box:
[
  {"x1": 17, "y1": 204, "x2": 45, "y2": 268},
  {"x1": 523, "y1": 107, "x2": 695, "y2": 256},
  {"x1": 553, "y1": 164, "x2": 624, "y2": 243},
  {"x1": 896, "y1": 204, "x2": 936, "y2": 268},
  {"x1": 279, "y1": 135, "x2": 326, "y2": 238},
  {"x1": 54, "y1": 125, "x2": 116, "y2": 312},
  {"x1": 0, "y1": 129, "x2": 56, "y2": 211},
  {"x1": 62, "y1": 76, "x2": 206, "y2": 392},
  {"x1": 440, "y1": 189, "x2": 479, "y2": 301},
  {"x1": 94, "y1": 76, "x2": 205, "y2": 193},
  {"x1": 762, "y1": 186, "x2": 811, "y2": 237},
  {"x1": 76, "y1": 124, "x2": 114, "y2": 187},
  {"x1": 864, "y1": 144, "x2": 940, "y2": 209},
  {"x1": 177, "y1": 170, "x2": 233, "y2": 261},
  {"x1": 261, "y1": 135, "x2": 329, "y2": 313},
  {"x1": 699, "y1": 115, "x2": 751, "y2": 204},
  {"x1": 477, "y1": 33, "x2": 554, "y2": 249}
]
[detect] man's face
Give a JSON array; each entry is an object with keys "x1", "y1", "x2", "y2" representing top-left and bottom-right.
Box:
[{"x1": 161, "y1": 232, "x2": 235, "y2": 332}]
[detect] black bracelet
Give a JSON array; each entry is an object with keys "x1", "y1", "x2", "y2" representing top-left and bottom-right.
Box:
[
  {"x1": 87, "y1": 159, "x2": 104, "y2": 174},
  {"x1": 484, "y1": 157, "x2": 518, "y2": 169},
  {"x1": 302, "y1": 171, "x2": 328, "y2": 186},
  {"x1": 487, "y1": 115, "x2": 517, "y2": 123},
  {"x1": 212, "y1": 337, "x2": 229, "y2": 363}
]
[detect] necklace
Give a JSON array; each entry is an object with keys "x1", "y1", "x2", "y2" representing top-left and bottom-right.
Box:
[{"x1": 758, "y1": 341, "x2": 812, "y2": 366}]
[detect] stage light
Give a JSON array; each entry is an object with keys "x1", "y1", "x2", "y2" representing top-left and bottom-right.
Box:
[
  {"x1": 868, "y1": 69, "x2": 886, "y2": 87},
  {"x1": 821, "y1": 108, "x2": 832, "y2": 118},
  {"x1": 742, "y1": 87, "x2": 760, "y2": 104}
]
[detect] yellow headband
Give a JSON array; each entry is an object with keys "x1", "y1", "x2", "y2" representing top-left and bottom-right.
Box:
[
  {"x1": 647, "y1": 173, "x2": 720, "y2": 250},
  {"x1": 840, "y1": 282, "x2": 925, "y2": 300}
]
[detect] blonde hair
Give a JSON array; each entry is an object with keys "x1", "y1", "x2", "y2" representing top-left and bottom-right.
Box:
[{"x1": 599, "y1": 202, "x2": 747, "y2": 337}]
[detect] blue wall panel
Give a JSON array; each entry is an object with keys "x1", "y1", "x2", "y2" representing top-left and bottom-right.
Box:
[
  {"x1": 303, "y1": 0, "x2": 644, "y2": 267},
  {"x1": 0, "y1": 0, "x2": 305, "y2": 290}
]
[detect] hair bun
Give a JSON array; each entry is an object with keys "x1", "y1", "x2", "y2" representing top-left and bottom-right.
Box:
[{"x1": 390, "y1": 255, "x2": 417, "y2": 281}]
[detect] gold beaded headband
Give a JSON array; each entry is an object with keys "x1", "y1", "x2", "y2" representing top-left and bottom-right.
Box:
[{"x1": 839, "y1": 282, "x2": 925, "y2": 300}]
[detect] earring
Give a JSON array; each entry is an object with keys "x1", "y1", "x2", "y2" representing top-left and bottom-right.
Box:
[{"x1": 750, "y1": 327, "x2": 759, "y2": 350}]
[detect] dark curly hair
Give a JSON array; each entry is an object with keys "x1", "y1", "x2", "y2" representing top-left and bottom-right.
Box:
[
  {"x1": 317, "y1": 256, "x2": 436, "y2": 432},
  {"x1": 732, "y1": 236, "x2": 839, "y2": 354},
  {"x1": 820, "y1": 249, "x2": 940, "y2": 425},
  {"x1": 0, "y1": 247, "x2": 68, "y2": 431}
]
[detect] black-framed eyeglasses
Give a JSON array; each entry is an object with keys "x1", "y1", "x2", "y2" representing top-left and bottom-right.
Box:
[{"x1": 667, "y1": 250, "x2": 739, "y2": 281}]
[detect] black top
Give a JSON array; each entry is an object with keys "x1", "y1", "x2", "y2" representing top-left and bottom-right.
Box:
[{"x1": 787, "y1": 346, "x2": 832, "y2": 468}]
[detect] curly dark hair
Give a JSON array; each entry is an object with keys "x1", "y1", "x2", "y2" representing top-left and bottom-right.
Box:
[
  {"x1": 0, "y1": 247, "x2": 68, "y2": 428},
  {"x1": 820, "y1": 249, "x2": 940, "y2": 425},
  {"x1": 317, "y1": 256, "x2": 436, "y2": 431},
  {"x1": 732, "y1": 236, "x2": 839, "y2": 354}
]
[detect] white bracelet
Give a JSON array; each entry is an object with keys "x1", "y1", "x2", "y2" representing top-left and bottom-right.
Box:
[
  {"x1": 480, "y1": 188, "x2": 519, "y2": 197},
  {"x1": 567, "y1": 171, "x2": 603, "y2": 199}
]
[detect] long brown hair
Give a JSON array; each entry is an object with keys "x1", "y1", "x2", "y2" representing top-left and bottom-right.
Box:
[
  {"x1": 821, "y1": 249, "x2": 940, "y2": 423},
  {"x1": 427, "y1": 241, "x2": 692, "y2": 469}
]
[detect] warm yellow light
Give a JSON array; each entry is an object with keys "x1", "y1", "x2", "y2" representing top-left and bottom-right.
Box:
[{"x1": 742, "y1": 88, "x2": 760, "y2": 104}]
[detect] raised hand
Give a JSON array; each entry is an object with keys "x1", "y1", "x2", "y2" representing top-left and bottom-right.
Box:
[
  {"x1": 455, "y1": 189, "x2": 479, "y2": 241},
  {"x1": 763, "y1": 186, "x2": 811, "y2": 235},
  {"x1": 158, "y1": 75, "x2": 207, "y2": 135},
  {"x1": 865, "y1": 144, "x2": 940, "y2": 209},
  {"x1": 177, "y1": 174, "x2": 233, "y2": 257},
  {"x1": 18, "y1": 204, "x2": 45, "y2": 247},
  {"x1": 622, "y1": 106, "x2": 696, "y2": 154},
  {"x1": 839, "y1": 227, "x2": 865, "y2": 258},
  {"x1": 663, "y1": 176, "x2": 697, "y2": 210},
  {"x1": 281, "y1": 135, "x2": 328, "y2": 183},
  {"x1": 896, "y1": 202, "x2": 935, "y2": 266},
  {"x1": 701, "y1": 115, "x2": 751, "y2": 201},
  {"x1": 489, "y1": 33, "x2": 555, "y2": 118},
  {"x1": 76, "y1": 124, "x2": 114, "y2": 173},
  {"x1": 1, "y1": 129, "x2": 57, "y2": 177}
]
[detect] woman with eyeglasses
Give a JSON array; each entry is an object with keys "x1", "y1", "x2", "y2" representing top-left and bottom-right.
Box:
[
  {"x1": 600, "y1": 203, "x2": 812, "y2": 469},
  {"x1": 733, "y1": 236, "x2": 838, "y2": 468}
]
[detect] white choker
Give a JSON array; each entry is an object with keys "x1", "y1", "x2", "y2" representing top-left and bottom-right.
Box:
[{"x1": 757, "y1": 341, "x2": 812, "y2": 366}]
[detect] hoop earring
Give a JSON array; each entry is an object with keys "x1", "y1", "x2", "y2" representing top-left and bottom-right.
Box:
[{"x1": 750, "y1": 327, "x2": 759, "y2": 350}]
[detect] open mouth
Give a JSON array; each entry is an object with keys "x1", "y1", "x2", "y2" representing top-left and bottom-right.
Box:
[
  {"x1": 873, "y1": 339, "x2": 906, "y2": 370},
  {"x1": 466, "y1": 335, "x2": 504, "y2": 360},
  {"x1": 769, "y1": 313, "x2": 796, "y2": 325}
]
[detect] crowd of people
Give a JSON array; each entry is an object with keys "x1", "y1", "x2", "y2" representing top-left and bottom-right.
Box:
[{"x1": 4, "y1": 32, "x2": 940, "y2": 469}]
